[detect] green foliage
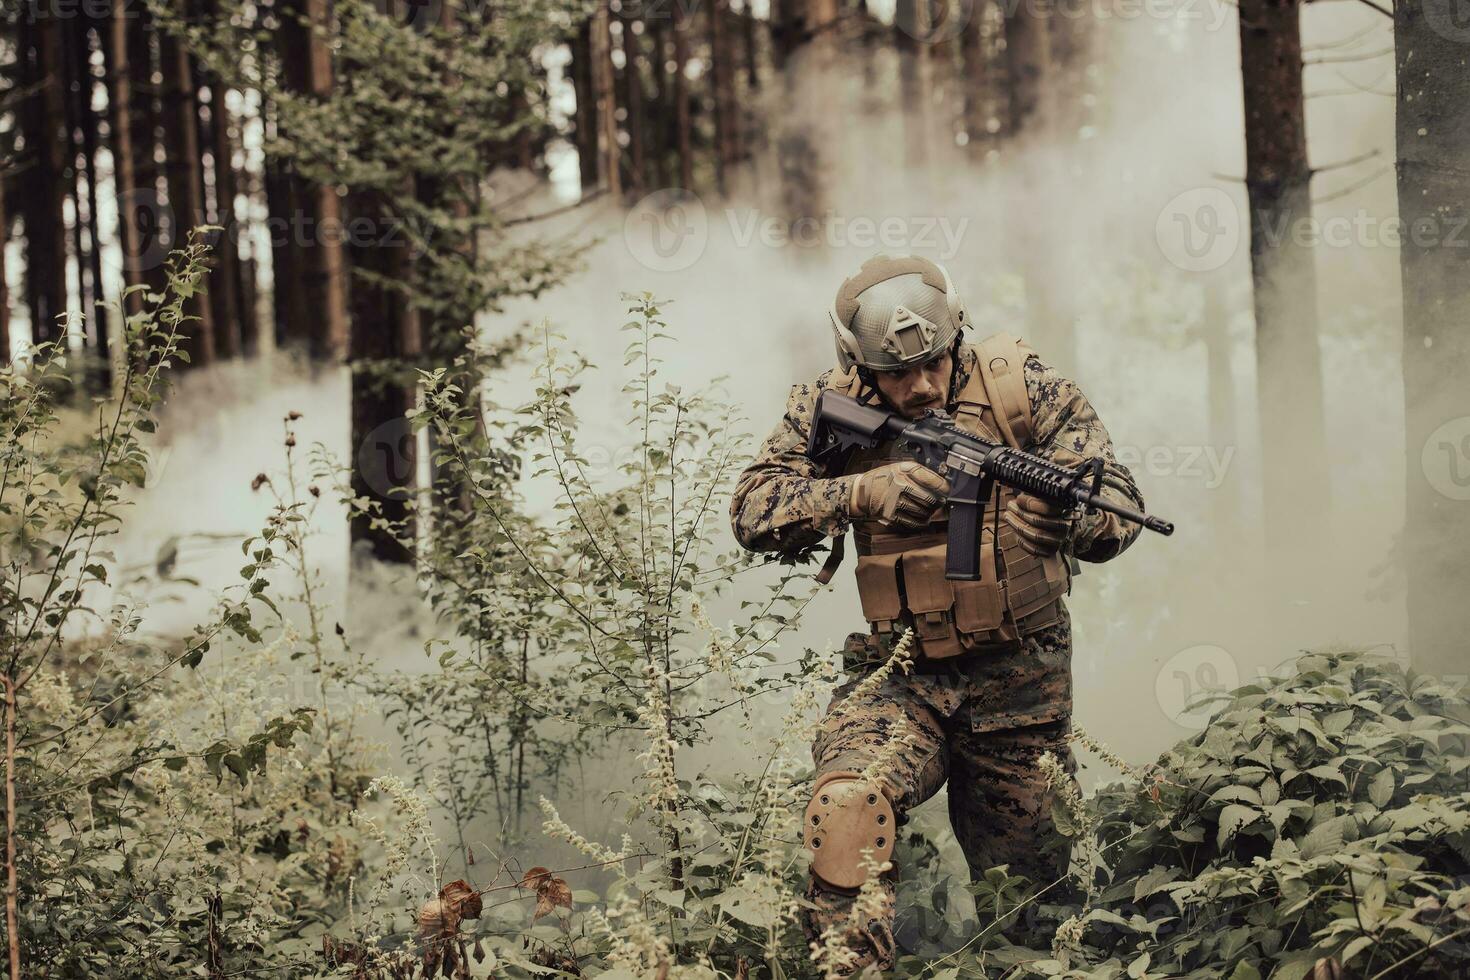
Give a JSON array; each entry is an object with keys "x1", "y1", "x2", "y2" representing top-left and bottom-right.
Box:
[
  {"x1": 11, "y1": 270, "x2": 1468, "y2": 979},
  {"x1": 960, "y1": 651, "x2": 1470, "y2": 980},
  {"x1": 152, "y1": 0, "x2": 589, "y2": 351},
  {"x1": 1, "y1": 238, "x2": 385, "y2": 976}
]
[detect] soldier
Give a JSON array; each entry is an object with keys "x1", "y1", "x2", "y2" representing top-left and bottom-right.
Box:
[{"x1": 729, "y1": 255, "x2": 1147, "y2": 972}]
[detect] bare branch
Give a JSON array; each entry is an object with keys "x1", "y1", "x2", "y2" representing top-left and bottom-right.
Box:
[
  {"x1": 1305, "y1": 47, "x2": 1394, "y2": 65},
  {"x1": 1313, "y1": 166, "x2": 1390, "y2": 205},
  {"x1": 1311, "y1": 147, "x2": 1382, "y2": 176}
]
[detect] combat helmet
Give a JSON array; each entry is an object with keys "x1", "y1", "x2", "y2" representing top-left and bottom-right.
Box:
[{"x1": 829, "y1": 254, "x2": 967, "y2": 372}]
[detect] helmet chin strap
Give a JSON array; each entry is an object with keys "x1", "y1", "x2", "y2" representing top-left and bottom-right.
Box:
[{"x1": 859, "y1": 335, "x2": 965, "y2": 415}]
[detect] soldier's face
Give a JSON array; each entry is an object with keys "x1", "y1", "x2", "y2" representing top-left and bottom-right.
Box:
[{"x1": 874, "y1": 351, "x2": 953, "y2": 418}]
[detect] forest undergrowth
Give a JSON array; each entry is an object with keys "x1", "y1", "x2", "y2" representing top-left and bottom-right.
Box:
[{"x1": 3, "y1": 243, "x2": 1468, "y2": 979}]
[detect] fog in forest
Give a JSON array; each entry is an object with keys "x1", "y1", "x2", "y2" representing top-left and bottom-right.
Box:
[{"x1": 109, "y1": 0, "x2": 1405, "y2": 852}]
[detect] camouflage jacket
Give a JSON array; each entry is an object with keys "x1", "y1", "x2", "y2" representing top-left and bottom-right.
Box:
[
  {"x1": 730, "y1": 342, "x2": 1145, "y2": 564},
  {"x1": 728, "y1": 341, "x2": 1146, "y2": 731}
]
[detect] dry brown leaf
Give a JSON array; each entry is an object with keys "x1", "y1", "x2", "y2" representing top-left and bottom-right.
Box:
[
  {"x1": 417, "y1": 898, "x2": 458, "y2": 941},
  {"x1": 440, "y1": 879, "x2": 483, "y2": 920},
  {"x1": 523, "y1": 867, "x2": 573, "y2": 921}
]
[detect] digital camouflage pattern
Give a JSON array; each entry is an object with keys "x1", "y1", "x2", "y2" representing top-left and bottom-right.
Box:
[
  {"x1": 731, "y1": 343, "x2": 1145, "y2": 564},
  {"x1": 802, "y1": 631, "x2": 1077, "y2": 966},
  {"x1": 730, "y1": 340, "x2": 1146, "y2": 972}
]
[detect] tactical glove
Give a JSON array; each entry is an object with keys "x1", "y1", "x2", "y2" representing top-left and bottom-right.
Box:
[
  {"x1": 1003, "y1": 493, "x2": 1077, "y2": 556},
  {"x1": 848, "y1": 461, "x2": 950, "y2": 531}
]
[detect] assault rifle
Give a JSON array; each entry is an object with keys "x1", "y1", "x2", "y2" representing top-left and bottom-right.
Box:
[{"x1": 807, "y1": 391, "x2": 1175, "y2": 581}]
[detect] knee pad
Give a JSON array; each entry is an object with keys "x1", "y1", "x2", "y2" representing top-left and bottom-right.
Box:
[{"x1": 803, "y1": 771, "x2": 896, "y2": 891}]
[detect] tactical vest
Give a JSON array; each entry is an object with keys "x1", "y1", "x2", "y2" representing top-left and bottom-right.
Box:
[{"x1": 823, "y1": 334, "x2": 1071, "y2": 660}]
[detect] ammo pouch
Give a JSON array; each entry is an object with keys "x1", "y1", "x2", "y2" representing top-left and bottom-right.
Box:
[{"x1": 853, "y1": 510, "x2": 1069, "y2": 660}]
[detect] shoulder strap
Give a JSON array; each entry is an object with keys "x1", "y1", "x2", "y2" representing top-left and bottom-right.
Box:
[
  {"x1": 814, "y1": 365, "x2": 866, "y2": 586},
  {"x1": 973, "y1": 333, "x2": 1034, "y2": 450},
  {"x1": 822, "y1": 363, "x2": 867, "y2": 399}
]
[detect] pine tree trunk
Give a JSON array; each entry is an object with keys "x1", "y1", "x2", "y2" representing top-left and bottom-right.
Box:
[
  {"x1": 205, "y1": 86, "x2": 244, "y2": 360},
  {"x1": 159, "y1": 8, "x2": 216, "y2": 366},
  {"x1": 570, "y1": 20, "x2": 599, "y2": 191},
  {"x1": 104, "y1": 0, "x2": 142, "y2": 326},
  {"x1": 647, "y1": 16, "x2": 673, "y2": 190},
  {"x1": 741, "y1": 0, "x2": 759, "y2": 89},
  {"x1": 1202, "y1": 280, "x2": 1239, "y2": 530},
  {"x1": 622, "y1": 9, "x2": 647, "y2": 196},
  {"x1": 272, "y1": 0, "x2": 348, "y2": 361},
  {"x1": 24, "y1": 11, "x2": 71, "y2": 345},
  {"x1": 74, "y1": 16, "x2": 110, "y2": 385},
  {"x1": 0, "y1": 172, "x2": 8, "y2": 366},
  {"x1": 960, "y1": 0, "x2": 998, "y2": 157},
  {"x1": 128, "y1": 9, "x2": 168, "y2": 301},
  {"x1": 347, "y1": 189, "x2": 417, "y2": 565},
  {"x1": 708, "y1": 0, "x2": 740, "y2": 194},
  {"x1": 591, "y1": 4, "x2": 621, "y2": 200},
  {"x1": 1003, "y1": 0, "x2": 1050, "y2": 137},
  {"x1": 1238, "y1": 0, "x2": 1330, "y2": 572},
  {"x1": 1394, "y1": 0, "x2": 1470, "y2": 674},
  {"x1": 672, "y1": 0, "x2": 694, "y2": 191}
]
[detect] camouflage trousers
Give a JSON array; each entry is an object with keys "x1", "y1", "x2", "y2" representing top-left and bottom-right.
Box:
[{"x1": 801, "y1": 629, "x2": 1078, "y2": 973}]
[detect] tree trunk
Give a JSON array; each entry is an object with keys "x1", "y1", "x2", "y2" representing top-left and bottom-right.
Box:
[
  {"x1": 1394, "y1": 0, "x2": 1470, "y2": 675},
  {"x1": 24, "y1": 11, "x2": 71, "y2": 345},
  {"x1": 0, "y1": 171, "x2": 8, "y2": 366},
  {"x1": 1003, "y1": 0, "x2": 1050, "y2": 137},
  {"x1": 647, "y1": 15, "x2": 672, "y2": 190},
  {"x1": 741, "y1": 0, "x2": 759, "y2": 89},
  {"x1": 708, "y1": 0, "x2": 740, "y2": 195},
  {"x1": 104, "y1": 0, "x2": 143, "y2": 332},
  {"x1": 622, "y1": 9, "x2": 647, "y2": 197},
  {"x1": 67, "y1": 14, "x2": 112, "y2": 384},
  {"x1": 570, "y1": 20, "x2": 599, "y2": 192},
  {"x1": 347, "y1": 191, "x2": 417, "y2": 566},
  {"x1": 204, "y1": 84, "x2": 244, "y2": 359},
  {"x1": 159, "y1": 8, "x2": 216, "y2": 367},
  {"x1": 960, "y1": 0, "x2": 999, "y2": 157},
  {"x1": 591, "y1": 4, "x2": 621, "y2": 200},
  {"x1": 128, "y1": 8, "x2": 168, "y2": 302},
  {"x1": 1238, "y1": 0, "x2": 1331, "y2": 575},
  {"x1": 672, "y1": 0, "x2": 693, "y2": 191},
  {"x1": 1202, "y1": 280, "x2": 1239, "y2": 531},
  {"x1": 273, "y1": 0, "x2": 348, "y2": 361},
  {"x1": 775, "y1": 0, "x2": 838, "y2": 227},
  {"x1": 894, "y1": 0, "x2": 930, "y2": 175}
]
